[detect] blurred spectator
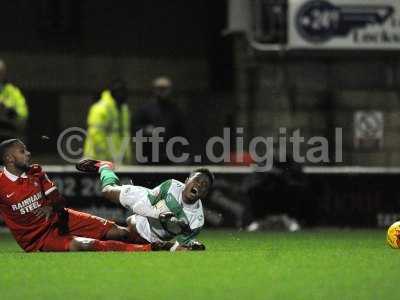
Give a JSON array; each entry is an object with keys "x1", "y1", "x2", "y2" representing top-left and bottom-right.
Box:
[
  {"x1": 0, "y1": 59, "x2": 28, "y2": 141},
  {"x1": 241, "y1": 154, "x2": 315, "y2": 231},
  {"x1": 134, "y1": 76, "x2": 187, "y2": 164},
  {"x1": 84, "y1": 79, "x2": 132, "y2": 164},
  {"x1": 205, "y1": 178, "x2": 247, "y2": 228}
]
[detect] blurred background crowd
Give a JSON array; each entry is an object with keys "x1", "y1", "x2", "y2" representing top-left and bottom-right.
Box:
[{"x1": 2, "y1": 0, "x2": 399, "y2": 167}]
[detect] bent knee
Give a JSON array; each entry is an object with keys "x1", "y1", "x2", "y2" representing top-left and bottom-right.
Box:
[
  {"x1": 104, "y1": 224, "x2": 130, "y2": 241},
  {"x1": 126, "y1": 215, "x2": 136, "y2": 228},
  {"x1": 101, "y1": 185, "x2": 114, "y2": 198},
  {"x1": 101, "y1": 185, "x2": 121, "y2": 203}
]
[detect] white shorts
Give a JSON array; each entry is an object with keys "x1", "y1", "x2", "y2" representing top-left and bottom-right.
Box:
[
  {"x1": 119, "y1": 185, "x2": 151, "y2": 210},
  {"x1": 128, "y1": 215, "x2": 162, "y2": 243},
  {"x1": 119, "y1": 185, "x2": 163, "y2": 243}
]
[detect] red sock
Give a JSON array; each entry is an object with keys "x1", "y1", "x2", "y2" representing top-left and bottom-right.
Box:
[{"x1": 91, "y1": 240, "x2": 151, "y2": 252}]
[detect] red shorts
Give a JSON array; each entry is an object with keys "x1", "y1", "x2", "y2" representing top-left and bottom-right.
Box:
[{"x1": 39, "y1": 208, "x2": 114, "y2": 252}]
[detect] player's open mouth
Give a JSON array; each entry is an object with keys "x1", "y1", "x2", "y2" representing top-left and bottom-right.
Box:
[{"x1": 190, "y1": 187, "x2": 198, "y2": 197}]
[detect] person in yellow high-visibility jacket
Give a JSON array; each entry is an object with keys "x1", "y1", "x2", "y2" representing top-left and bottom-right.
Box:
[
  {"x1": 84, "y1": 79, "x2": 132, "y2": 164},
  {"x1": 0, "y1": 59, "x2": 28, "y2": 140}
]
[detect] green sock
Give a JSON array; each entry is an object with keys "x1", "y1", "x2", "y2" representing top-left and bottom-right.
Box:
[{"x1": 99, "y1": 167, "x2": 120, "y2": 189}]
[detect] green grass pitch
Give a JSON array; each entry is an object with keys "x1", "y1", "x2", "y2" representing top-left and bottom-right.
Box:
[{"x1": 0, "y1": 229, "x2": 398, "y2": 300}]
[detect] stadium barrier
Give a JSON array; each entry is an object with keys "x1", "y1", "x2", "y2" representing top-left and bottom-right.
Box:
[
  {"x1": 2, "y1": 165, "x2": 400, "y2": 228},
  {"x1": 44, "y1": 165, "x2": 400, "y2": 228}
]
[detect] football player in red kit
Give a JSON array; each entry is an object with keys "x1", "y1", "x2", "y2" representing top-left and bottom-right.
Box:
[{"x1": 0, "y1": 138, "x2": 162, "y2": 252}]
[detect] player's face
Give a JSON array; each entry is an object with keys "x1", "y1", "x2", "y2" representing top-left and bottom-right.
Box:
[
  {"x1": 183, "y1": 173, "x2": 211, "y2": 204},
  {"x1": 9, "y1": 142, "x2": 31, "y2": 171}
]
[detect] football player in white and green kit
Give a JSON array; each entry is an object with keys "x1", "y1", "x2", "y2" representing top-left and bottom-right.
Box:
[{"x1": 76, "y1": 159, "x2": 214, "y2": 251}]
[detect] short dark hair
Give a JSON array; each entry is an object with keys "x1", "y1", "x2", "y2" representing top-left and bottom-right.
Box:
[
  {"x1": 190, "y1": 168, "x2": 215, "y2": 186},
  {"x1": 0, "y1": 139, "x2": 22, "y2": 164}
]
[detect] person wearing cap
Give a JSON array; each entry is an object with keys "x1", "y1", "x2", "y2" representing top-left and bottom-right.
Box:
[
  {"x1": 133, "y1": 76, "x2": 188, "y2": 165},
  {"x1": 0, "y1": 59, "x2": 29, "y2": 141}
]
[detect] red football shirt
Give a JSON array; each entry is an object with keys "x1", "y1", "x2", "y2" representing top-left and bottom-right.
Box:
[{"x1": 0, "y1": 167, "x2": 59, "y2": 251}]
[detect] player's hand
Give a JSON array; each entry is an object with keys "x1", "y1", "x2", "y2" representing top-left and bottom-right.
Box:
[
  {"x1": 159, "y1": 212, "x2": 183, "y2": 226},
  {"x1": 159, "y1": 212, "x2": 192, "y2": 235},
  {"x1": 158, "y1": 211, "x2": 184, "y2": 230},
  {"x1": 33, "y1": 206, "x2": 53, "y2": 221},
  {"x1": 159, "y1": 212, "x2": 182, "y2": 226}
]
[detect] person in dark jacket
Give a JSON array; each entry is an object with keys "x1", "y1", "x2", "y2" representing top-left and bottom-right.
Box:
[{"x1": 134, "y1": 76, "x2": 188, "y2": 164}]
